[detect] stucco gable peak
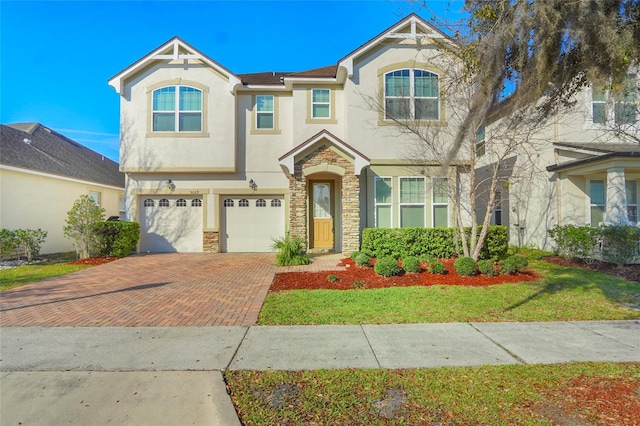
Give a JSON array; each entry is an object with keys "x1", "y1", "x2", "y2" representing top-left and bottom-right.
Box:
[
  {"x1": 338, "y1": 14, "x2": 457, "y2": 78},
  {"x1": 108, "y1": 37, "x2": 241, "y2": 95}
]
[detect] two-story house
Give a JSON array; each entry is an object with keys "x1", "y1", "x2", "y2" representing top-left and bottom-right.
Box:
[{"x1": 109, "y1": 14, "x2": 469, "y2": 253}]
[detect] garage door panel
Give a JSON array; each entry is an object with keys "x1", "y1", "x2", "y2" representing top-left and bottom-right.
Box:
[
  {"x1": 140, "y1": 197, "x2": 203, "y2": 253},
  {"x1": 222, "y1": 196, "x2": 284, "y2": 252}
]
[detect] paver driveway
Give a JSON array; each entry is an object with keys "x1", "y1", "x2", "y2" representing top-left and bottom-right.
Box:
[{"x1": 0, "y1": 253, "x2": 280, "y2": 327}]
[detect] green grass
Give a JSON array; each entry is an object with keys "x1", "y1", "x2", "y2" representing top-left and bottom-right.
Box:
[
  {"x1": 259, "y1": 259, "x2": 640, "y2": 324},
  {"x1": 0, "y1": 253, "x2": 90, "y2": 291},
  {"x1": 226, "y1": 362, "x2": 640, "y2": 425}
]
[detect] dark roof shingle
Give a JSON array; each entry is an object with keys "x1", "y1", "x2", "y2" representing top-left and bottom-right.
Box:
[{"x1": 1, "y1": 123, "x2": 125, "y2": 188}]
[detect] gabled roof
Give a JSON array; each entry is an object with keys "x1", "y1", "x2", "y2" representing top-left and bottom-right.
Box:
[
  {"x1": 547, "y1": 142, "x2": 640, "y2": 172},
  {"x1": 338, "y1": 13, "x2": 456, "y2": 78},
  {"x1": 1, "y1": 123, "x2": 125, "y2": 188},
  {"x1": 278, "y1": 130, "x2": 370, "y2": 176},
  {"x1": 108, "y1": 37, "x2": 242, "y2": 94}
]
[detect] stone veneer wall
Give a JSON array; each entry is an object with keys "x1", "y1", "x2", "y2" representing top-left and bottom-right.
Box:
[
  {"x1": 202, "y1": 231, "x2": 219, "y2": 253},
  {"x1": 288, "y1": 144, "x2": 361, "y2": 253}
]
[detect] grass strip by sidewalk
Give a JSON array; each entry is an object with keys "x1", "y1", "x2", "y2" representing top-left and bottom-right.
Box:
[
  {"x1": 258, "y1": 259, "x2": 640, "y2": 324},
  {"x1": 226, "y1": 362, "x2": 640, "y2": 425},
  {"x1": 0, "y1": 255, "x2": 89, "y2": 292}
]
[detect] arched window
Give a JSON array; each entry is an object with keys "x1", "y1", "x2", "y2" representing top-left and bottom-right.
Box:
[
  {"x1": 159, "y1": 199, "x2": 170, "y2": 207},
  {"x1": 239, "y1": 198, "x2": 250, "y2": 207},
  {"x1": 271, "y1": 199, "x2": 282, "y2": 207},
  {"x1": 143, "y1": 199, "x2": 154, "y2": 207},
  {"x1": 223, "y1": 199, "x2": 234, "y2": 207},
  {"x1": 191, "y1": 199, "x2": 202, "y2": 207},
  {"x1": 384, "y1": 69, "x2": 439, "y2": 121},
  {"x1": 256, "y1": 198, "x2": 266, "y2": 207},
  {"x1": 176, "y1": 199, "x2": 187, "y2": 207},
  {"x1": 152, "y1": 86, "x2": 202, "y2": 132}
]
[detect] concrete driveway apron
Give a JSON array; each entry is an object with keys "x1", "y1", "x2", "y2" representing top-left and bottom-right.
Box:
[{"x1": 0, "y1": 253, "x2": 278, "y2": 327}]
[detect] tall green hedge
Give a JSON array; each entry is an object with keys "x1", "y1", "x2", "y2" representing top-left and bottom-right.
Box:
[
  {"x1": 361, "y1": 226, "x2": 508, "y2": 260},
  {"x1": 95, "y1": 221, "x2": 140, "y2": 258}
]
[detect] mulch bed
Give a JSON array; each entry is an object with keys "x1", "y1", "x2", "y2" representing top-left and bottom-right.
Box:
[
  {"x1": 69, "y1": 256, "x2": 118, "y2": 266},
  {"x1": 271, "y1": 258, "x2": 539, "y2": 291},
  {"x1": 543, "y1": 256, "x2": 640, "y2": 284}
]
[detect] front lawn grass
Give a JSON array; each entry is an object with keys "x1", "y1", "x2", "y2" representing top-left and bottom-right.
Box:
[
  {"x1": 258, "y1": 259, "x2": 640, "y2": 324},
  {"x1": 226, "y1": 362, "x2": 639, "y2": 425},
  {"x1": 0, "y1": 253, "x2": 89, "y2": 291}
]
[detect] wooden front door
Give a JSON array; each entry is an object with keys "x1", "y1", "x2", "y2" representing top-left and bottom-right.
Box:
[{"x1": 311, "y1": 182, "x2": 334, "y2": 248}]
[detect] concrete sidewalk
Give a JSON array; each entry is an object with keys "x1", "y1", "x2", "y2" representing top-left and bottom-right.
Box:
[{"x1": 2, "y1": 321, "x2": 639, "y2": 425}]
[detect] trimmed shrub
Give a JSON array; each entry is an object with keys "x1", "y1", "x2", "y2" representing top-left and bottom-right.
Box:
[
  {"x1": 354, "y1": 252, "x2": 371, "y2": 267},
  {"x1": 327, "y1": 274, "x2": 339, "y2": 283},
  {"x1": 428, "y1": 260, "x2": 446, "y2": 274},
  {"x1": 547, "y1": 225, "x2": 599, "y2": 261},
  {"x1": 402, "y1": 256, "x2": 421, "y2": 273},
  {"x1": 511, "y1": 255, "x2": 529, "y2": 271},
  {"x1": 374, "y1": 256, "x2": 402, "y2": 277},
  {"x1": 350, "y1": 251, "x2": 361, "y2": 260},
  {"x1": 454, "y1": 257, "x2": 477, "y2": 276},
  {"x1": 499, "y1": 255, "x2": 528, "y2": 275},
  {"x1": 96, "y1": 221, "x2": 140, "y2": 258},
  {"x1": 477, "y1": 259, "x2": 498, "y2": 276},
  {"x1": 600, "y1": 225, "x2": 640, "y2": 267},
  {"x1": 271, "y1": 233, "x2": 311, "y2": 266}
]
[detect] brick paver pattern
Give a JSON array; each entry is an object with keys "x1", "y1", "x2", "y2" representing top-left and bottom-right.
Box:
[{"x1": 0, "y1": 253, "x2": 342, "y2": 327}]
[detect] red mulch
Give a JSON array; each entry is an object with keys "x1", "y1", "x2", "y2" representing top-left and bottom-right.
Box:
[
  {"x1": 271, "y1": 258, "x2": 539, "y2": 291},
  {"x1": 543, "y1": 256, "x2": 640, "y2": 284},
  {"x1": 69, "y1": 256, "x2": 118, "y2": 266}
]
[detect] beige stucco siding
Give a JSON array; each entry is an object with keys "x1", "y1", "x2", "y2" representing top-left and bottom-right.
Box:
[{"x1": 0, "y1": 168, "x2": 123, "y2": 254}]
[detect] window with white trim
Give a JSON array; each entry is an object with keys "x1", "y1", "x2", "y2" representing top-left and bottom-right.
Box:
[
  {"x1": 312, "y1": 89, "x2": 330, "y2": 119},
  {"x1": 256, "y1": 95, "x2": 274, "y2": 129},
  {"x1": 492, "y1": 190, "x2": 502, "y2": 226},
  {"x1": 399, "y1": 177, "x2": 426, "y2": 227},
  {"x1": 385, "y1": 69, "x2": 439, "y2": 121},
  {"x1": 374, "y1": 177, "x2": 392, "y2": 228},
  {"x1": 432, "y1": 177, "x2": 449, "y2": 227},
  {"x1": 590, "y1": 180, "x2": 605, "y2": 226},
  {"x1": 626, "y1": 180, "x2": 638, "y2": 223},
  {"x1": 475, "y1": 125, "x2": 486, "y2": 157},
  {"x1": 152, "y1": 86, "x2": 202, "y2": 132},
  {"x1": 119, "y1": 196, "x2": 126, "y2": 220},
  {"x1": 592, "y1": 74, "x2": 638, "y2": 125},
  {"x1": 89, "y1": 191, "x2": 101, "y2": 207}
]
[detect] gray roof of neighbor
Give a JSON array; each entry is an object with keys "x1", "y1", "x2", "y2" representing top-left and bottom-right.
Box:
[{"x1": 1, "y1": 123, "x2": 125, "y2": 188}]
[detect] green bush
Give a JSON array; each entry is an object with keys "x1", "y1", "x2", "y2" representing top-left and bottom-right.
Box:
[
  {"x1": 477, "y1": 259, "x2": 498, "y2": 276},
  {"x1": 511, "y1": 255, "x2": 529, "y2": 271},
  {"x1": 354, "y1": 252, "x2": 371, "y2": 267},
  {"x1": 547, "y1": 225, "x2": 599, "y2": 261},
  {"x1": 271, "y1": 233, "x2": 311, "y2": 266},
  {"x1": 327, "y1": 275, "x2": 339, "y2": 283},
  {"x1": 64, "y1": 195, "x2": 105, "y2": 259},
  {"x1": 1, "y1": 228, "x2": 48, "y2": 261},
  {"x1": 428, "y1": 260, "x2": 446, "y2": 274},
  {"x1": 402, "y1": 256, "x2": 421, "y2": 273},
  {"x1": 499, "y1": 255, "x2": 528, "y2": 275},
  {"x1": 454, "y1": 257, "x2": 477, "y2": 276},
  {"x1": 95, "y1": 221, "x2": 140, "y2": 258},
  {"x1": 600, "y1": 225, "x2": 640, "y2": 266},
  {"x1": 374, "y1": 256, "x2": 402, "y2": 277},
  {"x1": 350, "y1": 251, "x2": 361, "y2": 260}
]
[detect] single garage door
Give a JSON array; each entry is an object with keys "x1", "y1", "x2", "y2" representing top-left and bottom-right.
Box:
[
  {"x1": 140, "y1": 196, "x2": 203, "y2": 252},
  {"x1": 221, "y1": 196, "x2": 285, "y2": 252}
]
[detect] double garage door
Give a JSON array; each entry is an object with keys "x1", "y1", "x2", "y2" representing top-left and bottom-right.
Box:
[
  {"x1": 140, "y1": 195, "x2": 285, "y2": 253},
  {"x1": 221, "y1": 196, "x2": 285, "y2": 252},
  {"x1": 140, "y1": 196, "x2": 204, "y2": 253}
]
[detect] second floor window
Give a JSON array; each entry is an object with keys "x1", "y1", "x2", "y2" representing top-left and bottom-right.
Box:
[
  {"x1": 385, "y1": 69, "x2": 439, "y2": 121},
  {"x1": 312, "y1": 89, "x2": 330, "y2": 119},
  {"x1": 592, "y1": 74, "x2": 638, "y2": 125},
  {"x1": 152, "y1": 86, "x2": 202, "y2": 132},
  {"x1": 256, "y1": 95, "x2": 274, "y2": 129}
]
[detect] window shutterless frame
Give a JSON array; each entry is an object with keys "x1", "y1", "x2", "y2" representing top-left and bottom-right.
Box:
[
  {"x1": 374, "y1": 176, "x2": 393, "y2": 228},
  {"x1": 432, "y1": 177, "x2": 449, "y2": 227},
  {"x1": 152, "y1": 85, "x2": 203, "y2": 132},
  {"x1": 311, "y1": 89, "x2": 331, "y2": 119},
  {"x1": 384, "y1": 69, "x2": 440, "y2": 121},
  {"x1": 398, "y1": 176, "x2": 426, "y2": 227}
]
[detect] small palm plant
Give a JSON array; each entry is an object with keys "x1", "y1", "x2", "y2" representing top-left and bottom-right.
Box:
[{"x1": 271, "y1": 233, "x2": 311, "y2": 266}]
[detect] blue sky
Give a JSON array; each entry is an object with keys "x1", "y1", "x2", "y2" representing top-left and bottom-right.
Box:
[{"x1": 1, "y1": 0, "x2": 466, "y2": 161}]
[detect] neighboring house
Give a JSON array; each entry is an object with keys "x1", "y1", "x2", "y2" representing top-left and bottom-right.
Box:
[
  {"x1": 0, "y1": 123, "x2": 125, "y2": 254},
  {"x1": 109, "y1": 14, "x2": 469, "y2": 253}
]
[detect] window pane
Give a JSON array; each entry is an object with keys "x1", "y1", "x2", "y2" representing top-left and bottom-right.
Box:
[
  {"x1": 415, "y1": 70, "x2": 438, "y2": 97},
  {"x1": 376, "y1": 205, "x2": 391, "y2": 228},
  {"x1": 434, "y1": 205, "x2": 448, "y2": 227},
  {"x1": 385, "y1": 70, "x2": 410, "y2": 96},
  {"x1": 627, "y1": 180, "x2": 638, "y2": 204},
  {"x1": 433, "y1": 178, "x2": 448, "y2": 203},
  {"x1": 615, "y1": 102, "x2": 636, "y2": 124},
  {"x1": 590, "y1": 180, "x2": 605, "y2": 205},
  {"x1": 256, "y1": 95, "x2": 274, "y2": 112},
  {"x1": 385, "y1": 98, "x2": 410, "y2": 119},
  {"x1": 592, "y1": 103, "x2": 606, "y2": 124},
  {"x1": 179, "y1": 112, "x2": 201, "y2": 131},
  {"x1": 312, "y1": 89, "x2": 330, "y2": 103},
  {"x1": 401, "y1": 206, "x2": 424, "y2": 227},
  {"x1": 313, "y1": 184, "x2": 331, "y2": 218},
  {"x1": 153, "y1": 87, "x2": 175, "y2": 111},
  {"x1": 375, "y1": 177, "x2": 392, "y2": 203},
  {"x1": 179, "y1": 87, "x2": 201, "y2": 111},
  {"x1": 591, "y1": 205, "x2": 604, "y2": 226},
  {"x1": 592, "y1": 86, "x2": 606, "y2": 102},
  {"x1": 415, "y1": 99, "x2": 439, "y2": 120},
  {"x1": 257, "y1": 113, "x2": 274, "y2": 129},
  {"x1": 313, "y1": 104, "x2": 330, "y2": 118},
  {"x1": 153, "y1": 113, "x2": 175, "y2": 131},
  {"x1": 400, "y1": 178, "x2": 424, "y2": 203}
]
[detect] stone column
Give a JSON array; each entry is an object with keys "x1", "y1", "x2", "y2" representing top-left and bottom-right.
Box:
[
  {"x1": 288, "y1": 171, "x2": 308, "y2": 248},
  {"x1": 605, "y1": 167, "x2": 629, "y2": 224},
  {"x1": 341, "y1": 173, "x2": 361, "y2": 253}
]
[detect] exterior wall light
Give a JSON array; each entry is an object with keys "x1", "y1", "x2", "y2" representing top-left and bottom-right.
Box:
[{"x1": 249, "y1": 179, "x2": 257, "y2": 191}]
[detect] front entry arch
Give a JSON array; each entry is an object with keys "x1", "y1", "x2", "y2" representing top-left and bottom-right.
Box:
[{"x1": 310, "y1": 181, "x2": 334, "y2": 249}]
